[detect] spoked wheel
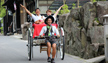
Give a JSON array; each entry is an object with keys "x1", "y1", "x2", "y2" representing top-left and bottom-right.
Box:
[
  {"x1": 28, "y1": 30, "x2": 33, "y2": 61},
  {"x1": 59, "y1": 36, "x2": 65, "y2": 60},
  {"x1": 56, "y1": 43, "x2": 59, "y2": 58},
  {"x1": 59, "y1": 27, "x2": 65, "y2": 60}
]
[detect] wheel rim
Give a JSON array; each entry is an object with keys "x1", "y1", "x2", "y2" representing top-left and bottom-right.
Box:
[
  {"x1": 28, "y1": 31, "x2": 31, "y2": 60},
  {"x1": 60, "y1": 36, "x2": 65, "y2": 60},
  {"x1": 60, "y1": 45, "x2": 63, "y2": 58}
]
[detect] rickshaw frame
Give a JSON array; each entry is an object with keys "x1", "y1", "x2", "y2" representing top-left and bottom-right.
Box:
[{"x1": 27, "y1": 16, "x2": 65, "y2": 61}]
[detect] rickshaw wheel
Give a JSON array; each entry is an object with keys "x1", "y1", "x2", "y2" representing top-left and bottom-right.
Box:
[
  {"x1": 60, "y1": 36, "x2": 65, "y2": 60},
  {"x1": 28, "y1": 30, "x2": 32, "y2": 61}
]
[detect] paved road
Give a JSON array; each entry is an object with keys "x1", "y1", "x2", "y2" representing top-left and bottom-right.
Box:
[{"x1": 0, "y1": 36, "x2": 90, "y2": 63}]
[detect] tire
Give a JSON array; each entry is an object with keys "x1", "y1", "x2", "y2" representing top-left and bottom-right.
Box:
[
  {"x1": 56, "y1": 43, "x2": 59, "y2": 58},
  {"x1": 28, "y1": 30, "x2": 31, "y2": 61},
  {"x1": 60, "y1": 36, "x2": 65, "y2": 60}
]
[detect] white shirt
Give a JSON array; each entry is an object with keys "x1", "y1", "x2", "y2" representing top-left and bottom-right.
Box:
[
  {"x1": 40, "y1": 26, "x2": 59, "y2": 36},
  {"x1": 53, "y1": 15, "x2": 57, "y2": 21},
  {"x1": 31, "y1": 14, "x2": 45, "y2": 22}
]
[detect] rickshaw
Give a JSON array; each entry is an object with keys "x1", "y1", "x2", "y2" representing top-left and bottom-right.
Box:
[{"x1": 27, "y1": 15, "x2": 65, "y2": 61}]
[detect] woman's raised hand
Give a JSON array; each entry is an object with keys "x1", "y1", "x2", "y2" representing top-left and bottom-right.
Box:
[
  {"x1": 20, "y1": 4, "x2": 25, "y2": 8},
  {"x1": 61, "y1": 5, "x2": 64, "y2": 8},
  {"x1": 20, "y1": 4, "x2": 32, "y2": 17}
]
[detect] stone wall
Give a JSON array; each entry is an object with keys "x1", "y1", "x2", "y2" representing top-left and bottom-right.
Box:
[{"x1": 59, "y1": 1, "x2": 108, "y2": 59}]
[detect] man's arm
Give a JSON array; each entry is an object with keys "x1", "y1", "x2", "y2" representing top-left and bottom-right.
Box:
[
  {"x1": 40, "y1": 27, "x2": 45, "y2": 37},
  {"x1": 53, "y1": 5, "x2": 64, "y2": 18},
  {"x1": 54, "y1": 27, "x2": 60, "y2": 37},
  {"x1": 20, "y1": 4, "x2": 32, "y2": 17}
]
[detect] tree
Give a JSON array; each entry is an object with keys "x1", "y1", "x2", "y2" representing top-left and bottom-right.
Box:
[
  {"x1": 59, "y1": 4, "x2": 70, "y2": 15},
  {"x1": 63, "y1": 0, "x2": 66, "y2": 4},
  {"x1": 0, "y1": 0, "x2": 6, "y2": 18},
  {"x1": 59, "y1": 0, "x2": 70, "y2": 15},
  {"x1": 0, "y1": 0, "x2": 5, "y2": 34},
  {"x1": 77, "y1": 0, "x2": 79, "y2": 8}
]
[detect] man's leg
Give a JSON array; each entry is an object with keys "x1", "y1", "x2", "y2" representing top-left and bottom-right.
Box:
[
  {"x1": 52, "y1": 43, "x2": 56, "y2": 59},
  {"x1": 51, "y1": 43, "x2": 56, "y2": 63},
  {"x1": 47, "y1": 42, "x2": 51, "y2": 58}
]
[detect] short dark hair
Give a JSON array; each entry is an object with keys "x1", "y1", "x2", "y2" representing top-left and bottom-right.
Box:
[{"x1": 35, "y1": 8, "x2": 40, "y2": 11}]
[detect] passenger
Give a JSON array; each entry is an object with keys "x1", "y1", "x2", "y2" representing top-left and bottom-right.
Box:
[
  {"x1": 40, "y1": 16, "x2": 60, "y2": 63},
  {"x1": 46, "y1": 5, "x2": 64, "y2": 23},
  {"x1": 20, "y1": 4, "x2": 45, "y2": 24}
]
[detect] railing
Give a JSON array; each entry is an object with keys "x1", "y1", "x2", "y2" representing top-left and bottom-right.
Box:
[
  {"x1": 49, "y1": 0, "x2": 90, "y2": 10},
  {"x1": 49, "y1": 0, "x2": 108, "y2": 10}
]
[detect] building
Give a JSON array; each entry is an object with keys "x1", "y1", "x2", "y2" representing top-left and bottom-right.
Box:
[
  {"x1": 2, "y1": 0, "x2": 35, "y2": 35},
  {"x1": 49, "y1": 0, "x2": 90, "y2": 10}
]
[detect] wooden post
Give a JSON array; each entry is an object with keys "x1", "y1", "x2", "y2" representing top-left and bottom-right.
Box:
[
  {"x1": 37, "y1": 0, "x2": 39, "y2": 8},
  {"x1": 90, "y1": 0, "x2": 93, "y2": 2},
  {"x1": 23, "y1": 0, "x2": 26, "y2": 23},
  {"x1": 22, "y1": 0, "x2": 27, "y2": 40},
  {"x1": 63, "y1": 0, "x2": 66, "y2": 4},
  {"x1": 77, "y1": 0, "x2": 79, "y2": 8},
  {"x1": 35, "y1": 0, "x2": 37, "y2": 9}
]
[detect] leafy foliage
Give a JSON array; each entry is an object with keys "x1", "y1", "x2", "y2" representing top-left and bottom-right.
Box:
[
  {"x1": 97, "y1": 0, "x2": 106, "y2": 1},
  {"x1": 32, "y1": 11, "x2": 35, "y2": 14},
  {"x1": 0, "y1": 0, "x2": 6, "y2": 18},
  {"x1": 93, "y1": 0, "x2": 97, "y2": 2},
  {"x1": 92, "y1": 0, "x2": 106, "y2": 2},
  {"x1": 0, "y1": 19, "x2": 3, "y2": 34},
  {"x1": 94, "y1": 18, "x2": 99, "y2": 23},
  {"x1": 0, "y1": 0, "x2": 5, "y2": 34},
  {"x1": 79, "y1": 6, "x2": 82, "y2": 8},
  {"x1": 59, "y1": 4, "x2": 70, "y2": 15},
  {"x1": 0, "y1": 27, "x2": 3, "y2": 34},
  {"x1": 72, "y1": 3, "x2": 76, "y2": 9}
]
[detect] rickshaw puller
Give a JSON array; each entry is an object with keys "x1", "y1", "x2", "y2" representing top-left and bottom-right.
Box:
[{"x1": 40, "y1": 16, "x2": 60, "y2": 63}]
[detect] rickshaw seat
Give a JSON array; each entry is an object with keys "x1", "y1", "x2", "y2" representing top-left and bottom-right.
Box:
[{"x1": 33, "y1": 23, "x2": 58, "y2": 38}]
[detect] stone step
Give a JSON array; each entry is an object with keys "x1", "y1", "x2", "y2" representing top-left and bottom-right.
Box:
[{"x1": 85, "y1": 55, "x2": 105, "y2": 63}]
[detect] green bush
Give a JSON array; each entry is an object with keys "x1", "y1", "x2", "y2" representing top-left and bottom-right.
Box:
[
  {"x1": 1, "y1": 19, "x2": 3, "y2": 23},
  {"x1": 0, "y1": 0, "x2": 6, "y2": 18},
  {"x1": 79, "y1": 6, "x2": 82, "y2": 8},
  {"x1": 59, "y1": 4, "x2": 70, "y2": 15},
  {"x1": 0, "y1": 26, "x2": 3, "y2": 34},
  {"x1": 32, "y1": 11, "x2": 35, "y2": 14},
  {"x1": 94, "y1": 18, "x2": 99, "y2": 23},
  {"x1": 72, "y1": 3, "x2": 76, "y2": 9},
  {"x1": 0, "y1": 19, "x2": 3, "y2": 34},
  {"x1": 93, "y1": 0, "x2": 97, "y2": 2}
]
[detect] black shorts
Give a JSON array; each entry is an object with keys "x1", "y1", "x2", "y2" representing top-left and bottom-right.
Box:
[{"x1": 45, "y1": 39, "x2": 56, "y2": 46}]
